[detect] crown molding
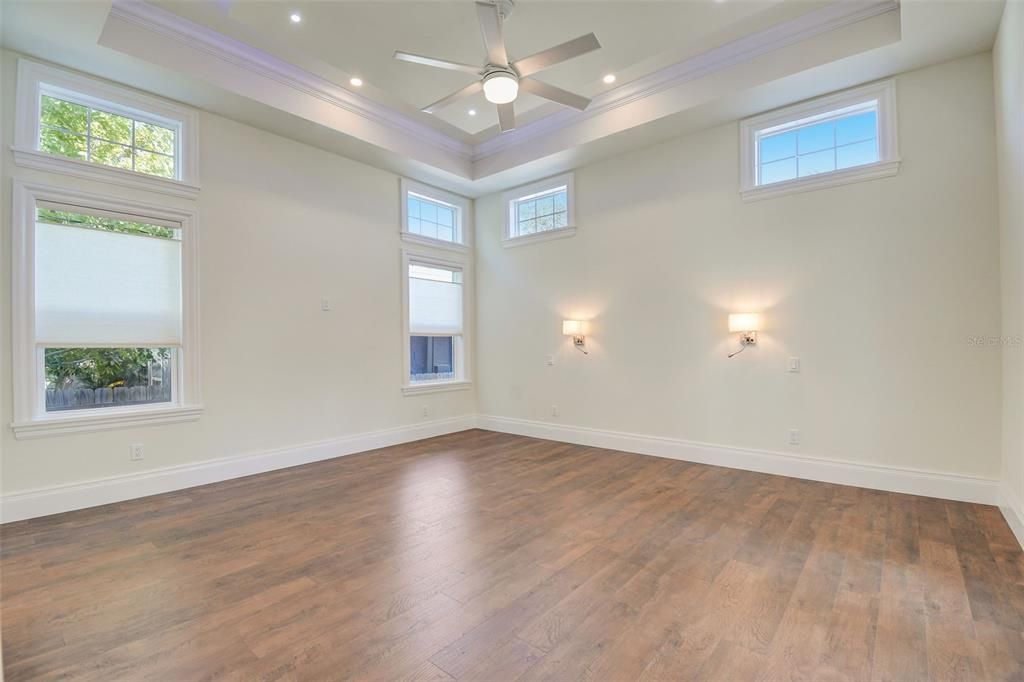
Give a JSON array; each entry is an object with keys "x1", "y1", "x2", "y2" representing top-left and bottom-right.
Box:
[
  {"x1": 472, "y1": 0, "x2": 900, "y2": 161},
  {"x1": 104, "y1": 0, "x2": 473, "y2": 161}
]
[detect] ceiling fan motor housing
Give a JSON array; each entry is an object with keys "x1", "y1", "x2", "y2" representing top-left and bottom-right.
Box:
[
  {"x1": 492, "y1": 0, "x2": 515, "y2": 20},
  {"x1": 482, "y1": 68, "x2": 519, "y2": 104}
]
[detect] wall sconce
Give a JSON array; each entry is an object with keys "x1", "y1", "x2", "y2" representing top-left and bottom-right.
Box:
[
  {"x1": 728, "y1": 313, "x2": 761, "y2": 358},
  {"x1": 562, "y1": 320, "x2": 588, "y2": 354}
]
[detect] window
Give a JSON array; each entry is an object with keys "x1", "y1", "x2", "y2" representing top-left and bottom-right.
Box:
[
  {"x1": 400, "y1": 179, "x2": 471, "y2": 250},
  {"x1": 40, "y1": 94, "x2": 177, "y2": 178},
  {"x1": 12, "y1": 181, "x2": 201, "y2": 438},
  {"x1": 402, "y1": 253, "x2": 471, "y2": 394},
  {"x1": 14, "y1": 59, "x2": 199, "y2": 198},
  {"x1": 740, "y1": 80, "x2": 899, "y2": 201},
  {"x1": 502, "y1": 173, "x2": 576, "y2": 246}
]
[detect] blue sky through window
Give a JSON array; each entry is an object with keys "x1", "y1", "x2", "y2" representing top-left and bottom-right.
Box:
[
  {"x1": 758, "y1": 110, "x2": 878, "y2": 186},
  {"x1": 407, "y1": 194, "x2": 457, "y2": 243}
]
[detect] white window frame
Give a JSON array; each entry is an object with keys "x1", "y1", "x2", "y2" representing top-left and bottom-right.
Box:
[
  {"x1": 739, "y1": 79, "x2": 899, "y2": 202},
  {"x1": 10, "y1": 180, "x2": 202, "y2": 439},
  {"x1": 400, "y1": 248, "x2": 472, "y2": 395},
  {"x1": 501, "y1": 172, "x2": 576, "y2": 247},
  {"x1": 399, "y1": 178, "x2": 472, "y2": 253},
  {"x1": 13, "y1": 59, "x2": 200, "y2": 199}
]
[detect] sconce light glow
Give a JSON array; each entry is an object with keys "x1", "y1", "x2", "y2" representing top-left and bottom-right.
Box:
[
  {"x1": 349, "y1": 77, "x2": 363, "y2": 87},
  {"x1": 562, "y1": 320, "x2": 588, "y2": 354},
  {"x1": 728, "y1": 313, "x2": 761, "y2": 333},
  {"x1": 289, "y1": 12, "x2": 302, "y2": 23},
  {"x1": 727, "y1": 313, "x2": 761, "y2": 358}
]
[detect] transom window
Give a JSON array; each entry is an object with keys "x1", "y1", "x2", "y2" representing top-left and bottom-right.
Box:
[
  {"x1": 400, "y1": 179, "x2": 470, "y2": 249},
  {"x1": 758, "y1": 108, "x2": 878, "y2": 185},
  {"x1": 514, "y1": 186, "x2": 569, "y2": 236},
  {"x1": 14, "y1": 59, "x2": 199, "y2": 196},
  {"x1": 40, "y1": 94, "x2": 177, "y2": 179},
  {"x1": 502, "y1": 172, "x2": 576, "y2": 246},
  {"x1": 407, "y1": 193, "x2": 459, "y2": 243},
  {"x1": 740, "y1": 80, "x2": 899, "y2": 201}
]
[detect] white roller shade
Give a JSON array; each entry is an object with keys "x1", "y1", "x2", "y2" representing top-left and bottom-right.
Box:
[
  {"x1": 409, "y1": 265, "x2": 462, "y2": 336},
  {"x1": 35, "y1": 222, "x2": 182, "y2": 346}
]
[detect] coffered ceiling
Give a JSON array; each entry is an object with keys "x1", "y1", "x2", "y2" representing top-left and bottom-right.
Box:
[{"x1": 1, "y1": 0, "x2": 1007, "y2": 196}]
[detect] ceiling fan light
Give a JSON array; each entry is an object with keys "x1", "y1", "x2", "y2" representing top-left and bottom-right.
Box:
[{"x1": 483, "y1": 72, "x2": 519, "y2": 104}]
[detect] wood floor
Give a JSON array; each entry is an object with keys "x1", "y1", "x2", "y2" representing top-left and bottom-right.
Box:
[{"x1": 2, "y1": 430, "x2": 1023, "y2": 681}]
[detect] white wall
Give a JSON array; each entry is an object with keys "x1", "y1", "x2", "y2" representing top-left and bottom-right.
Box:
[
  {"x1": 476, "y1": 53, "x2": 1003, "y2": 481},
  {"x1": 0, "y1": 49, "x2": 476, "y2": 497},
  {"x1": 994, "y1": 1, "x2": 1024, "y2": 533}
]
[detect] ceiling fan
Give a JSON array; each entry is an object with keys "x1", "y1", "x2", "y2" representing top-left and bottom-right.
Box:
[{"x1": 393, "y1": 0, "x2": 601, "y2": 132}]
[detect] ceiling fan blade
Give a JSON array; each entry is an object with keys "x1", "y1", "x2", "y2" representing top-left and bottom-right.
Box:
[
  {"x1": 422, "y1": 80, "x2": 484, "y2": 114},
  {"x1": 475, "y1": 1, "x2": 509, "y2": 67},
  {"x1": 394, "y1": 51, "x2": 482, "y2": 75},
  {"x1": 497, "y1": 102, "x2": 516, "y2": 131},
  {"x1": 512, "y1": 33, "x2": 602, "y2": 77},
  {"x1": 519, "y1": 78, "x2": 591, "y2": 111}
]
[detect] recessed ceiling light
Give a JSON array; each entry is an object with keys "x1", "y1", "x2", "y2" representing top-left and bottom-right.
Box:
[
  {"x1": 289, "y1": 12, "x2": 301, "y2": 23},
  {"x1": 468, "y1": 109, "x2": 477, "y2": 116},
  {"x1": 602, "y1": 74, "x2": 616, "y2": 84},
  {"x1": 349, "y1": 77, "x2": 363, "y2": 87}
]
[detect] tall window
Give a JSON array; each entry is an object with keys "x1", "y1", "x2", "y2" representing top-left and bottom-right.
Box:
[
  {"x1": 400, "y1": 179, "x2": 470, "y2": 250},
  {"x1": 12, "y1": 182, "x2": 201, "y2": 438},
  {"x1": 740, "y1": 80, "x2": 899, "y2": 200},
  {"x1": 403, "y1": 254, "x2": 469, "y2": 393},
  {"x1": 35, "y1": 208, "x2": 181, "y2": 412},
  {"x1": 502, "y1": 173, "x2": 576, "y2": 246}
]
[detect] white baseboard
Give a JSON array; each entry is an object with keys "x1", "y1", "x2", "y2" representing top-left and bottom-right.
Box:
[
  {"x1": 1000, "y1": 483, "x2": 1024, "y2": 550},
  {"x1": 3, "y1": 413, "x2": 1012, "y2": 538},
  {"x1": 475, "y1": 415, "x2": 1001, "y2": 506},
  {"x1": 0, "y1": 415, "x2": 476, "y2": 523}
]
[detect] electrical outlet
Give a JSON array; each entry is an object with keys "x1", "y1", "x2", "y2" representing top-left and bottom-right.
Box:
[
  {"x1": 787, "y1": 357, "x2": 801, "y2": 373},
  {"x1": 129, "y1": 444, "x2": 144, "y2": 461},
  {"x1": 320, "y1": 297, "x2": 331, "y2": 312},
  {"x1": 422, "y1": 405, "x2": 430, "y2": 418},
  {"x1": 545, "y1": 355, "x2": 555, "y2": 366},
  {"x1": 551, "y1": 405, "x2": 559, "y2": 417},
  {"x1": 787, "y1": 429, "x2": 800, "y2": 445}
]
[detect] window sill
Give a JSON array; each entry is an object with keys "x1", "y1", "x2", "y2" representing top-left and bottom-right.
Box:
[
  {"x1": 502, "y1": 226, "x2": 577, "y2": 248},
  {"x1": 740, "y1": 159, "x2": 900, "y2": 202},
  {"x1": 11, "y1": 147, "x2": 200, "y2": 199},
  {"x1": 400, "y1": 232, "x2": 470, "y2": 254},
  {"x1": 12, "y1": 404, "x2": 203, "y2": 439},
  {"x1": 401, "y1": 380, "x2": 471, "y2": 396}
]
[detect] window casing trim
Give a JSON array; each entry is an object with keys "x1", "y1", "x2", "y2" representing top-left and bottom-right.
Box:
[
  {"x1": 400, "y1": 248, "x2": 472, "y2": 395},
  {"x1": 13, "y1": 59, "x2": 200, "y2": 199},
  {"x1": 739, "y1": 79, "x2": 899, "y2": 202},
  {"x1": 11, "y1": 180, "x2": 202, "y2": 439},
  {"x1": 501, "y1": 172, "x2": 576, "y2": 246},
  {"x1": 399, "y1": 178, "x2": 471, "y2": 252}
]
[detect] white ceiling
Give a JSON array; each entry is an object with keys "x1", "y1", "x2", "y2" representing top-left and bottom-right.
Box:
[
  {"x1": 217, "y1": 0, "x2": 806, "y2": 136},
  {"x1": 0, "y1": 0, "x2": 1007, "y2": 196}
]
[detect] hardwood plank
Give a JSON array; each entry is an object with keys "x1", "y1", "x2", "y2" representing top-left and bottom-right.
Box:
[{"x1": 1, "y1": 429, "x2": 1022, "y2": 681}]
